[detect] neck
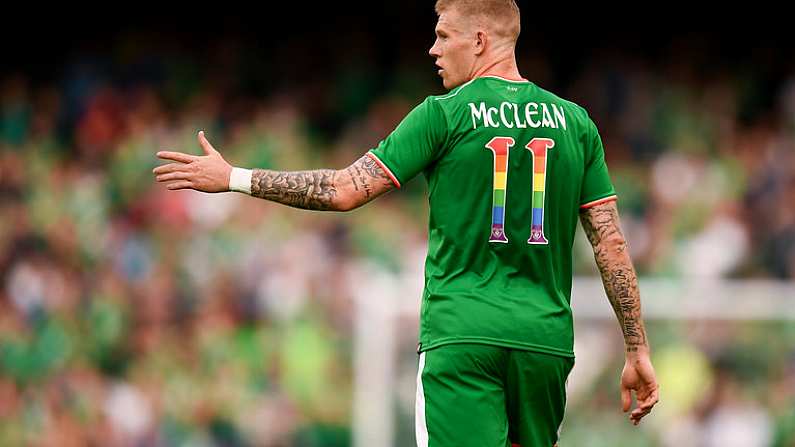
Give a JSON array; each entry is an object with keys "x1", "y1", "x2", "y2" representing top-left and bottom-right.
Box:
[{"x1": 471, "y1": 53, "x2": 524, "y2": 81}]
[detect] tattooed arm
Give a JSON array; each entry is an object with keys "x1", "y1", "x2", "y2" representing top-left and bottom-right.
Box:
[
  {"x1": 579, "y1": 199, "x2": 659, "y2": 425},
  {"x1": 579, "y1": 200, "x2": 647, "y2": 352},
  {"x1": 154, "y1": 131, "x2": 396, "y2": 211},
  {"x1": 250, "y1": 154, "x2": 396, "y2": 211}
]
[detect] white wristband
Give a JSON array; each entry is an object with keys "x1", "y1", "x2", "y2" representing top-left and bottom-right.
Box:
[{"x1": 229, "y1": 167, "x2": 253, "y2": 195}]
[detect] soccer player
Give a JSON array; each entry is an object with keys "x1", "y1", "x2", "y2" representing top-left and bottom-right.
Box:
[{"x1": 153, "y1": 0, "x2": 659, "y2": 445}]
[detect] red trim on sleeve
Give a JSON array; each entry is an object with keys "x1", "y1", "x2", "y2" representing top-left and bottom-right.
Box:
[
  {"x1": 366, "y1": 152, "x2": 401, "y2": 189},
  {"x1": 579, "y1": 195, "x2": 618, "y2": 210}
]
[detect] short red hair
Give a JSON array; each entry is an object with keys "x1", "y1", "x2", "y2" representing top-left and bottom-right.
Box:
[{"x1": 435, "y1": 0, "x2": 521, "y2": 43}]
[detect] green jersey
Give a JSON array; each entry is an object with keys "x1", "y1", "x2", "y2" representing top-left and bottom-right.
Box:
[{"x1": 368, "y1": 76, "x2": 616, "y2": 358}]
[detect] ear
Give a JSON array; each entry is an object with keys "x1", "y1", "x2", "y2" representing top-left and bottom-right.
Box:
[{"x1": 474, "y1": 30, "x2": 488, "y2": 56}]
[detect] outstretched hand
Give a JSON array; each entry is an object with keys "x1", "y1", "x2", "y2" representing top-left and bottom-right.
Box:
[
  {"x1": 153, "y1": 131, "x2": 232, "y2": 193},
  {"x1": 620, "y1": 353, "x2": 660, "y2": 425}
]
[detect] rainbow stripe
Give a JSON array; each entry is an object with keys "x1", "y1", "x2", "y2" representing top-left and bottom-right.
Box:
[
  {"x1": 485, "y1": 137, "x2": 515, "y2": 243},
  {"x1": 526, "y1": 138, "x2": 555, "y2": 244}
]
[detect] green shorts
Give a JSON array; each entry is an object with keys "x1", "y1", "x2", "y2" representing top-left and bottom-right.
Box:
[{"x1": 415, "y1": 344, "x2": 574, "y2": 447}]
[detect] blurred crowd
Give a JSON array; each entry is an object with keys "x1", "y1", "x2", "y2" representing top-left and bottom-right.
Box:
[{"x1": 1, "y1": 29, "x2": 794, "y2": 446}]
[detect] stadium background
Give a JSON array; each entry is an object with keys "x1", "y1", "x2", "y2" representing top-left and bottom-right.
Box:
[{"x1": 1, "y1": 6, "x2": 794, "y2": 446}]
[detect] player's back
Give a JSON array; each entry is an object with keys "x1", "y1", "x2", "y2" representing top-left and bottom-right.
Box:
[{"x1": 369, "y1": 76, "x2": 615, "y2": 357}]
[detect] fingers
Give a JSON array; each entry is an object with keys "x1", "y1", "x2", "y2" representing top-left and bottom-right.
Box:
[
  {"x1": 155, "y1": 130, "x2": 216, "y2": 170},
  {"x1": 152, "y1": 162, "x2": 193, "y2": 186},
  {"x1": 152, "y1": 163, "x2": 186, "y2": 175},
  {"x1": 629, "y1": 384, "x2": 660, "y2": 425},
  {"x1": 198, "y1": 130, "x2": 216, "y2": 155},
  {"x1": 641, "y1": 384, "x2": 660, "y2": 409},
  {"x1": 166, "y1": 181, "x2": 194, "y2": 190},
  {"x1": 621, "y1": 385, "x2": 631, "y2": 413},
  {"x1": 157, "y1": 151, "x2": 197, "y2": 164},
  {"x1": 154, "y1": 134, "x2": 213, "y2": 191},
  {"x1": 153, "y1": 162, "x2": 191, "y2": 183},
  {"x1": 637, "y1": 384, "x2": 660, "y2": 414},
  {"x1": 155, "y1": 171, "x2": 192, "y2": 183},
  {"x1": 630, "y1": 406, "x2": 652, "y2": 425}
]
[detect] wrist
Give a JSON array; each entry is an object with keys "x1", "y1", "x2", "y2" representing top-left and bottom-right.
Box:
[
  {"x1": 229, "y1": 167, "x2": 253, "y2": 194},
  {"x1": 625, "y1": 344, "x2": 650, "y2": 360}
]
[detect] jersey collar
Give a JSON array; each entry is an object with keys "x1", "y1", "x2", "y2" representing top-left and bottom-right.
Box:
[{"x1": 478, "y1": 75, "x2": 530, "y2": 83}]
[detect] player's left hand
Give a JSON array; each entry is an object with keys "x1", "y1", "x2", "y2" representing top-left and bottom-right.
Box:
[
  {"x1": 620, "y1": 353, "x2": 660, "y2": 426},
  {"x1": 153, "y1": 131, "x2": 232, "y2": 193}
]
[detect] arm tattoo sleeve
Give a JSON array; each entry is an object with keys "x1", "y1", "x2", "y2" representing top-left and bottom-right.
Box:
[
  {"x1": 580, "y1": 201, "x2": 648, "y2": 352},
  {"x1": 342, "y1": 155, "x2": 395, "y2": 204},
  {"x1": 251, "y1": 169, "x2": 340, "y2": 210},
  {"x1": 249, "y1": 154, "x2": 395, "y2": 211}
]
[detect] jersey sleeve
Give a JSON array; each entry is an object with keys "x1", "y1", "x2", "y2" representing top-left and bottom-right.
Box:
[
  {"x1": 367, "y1": 97, "x2": 448, "y2": 188},
  {"x1": 579, "y1": 118, "x2": 617, "y2": 209}
]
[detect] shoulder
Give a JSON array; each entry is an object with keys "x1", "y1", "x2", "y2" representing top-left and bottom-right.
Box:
[
  {"x1": 404, "y1": 87, "x2": 470, "y2": 126},
  {"x1": 534, "y1": 83, "x2": 593, "y2": 124}
]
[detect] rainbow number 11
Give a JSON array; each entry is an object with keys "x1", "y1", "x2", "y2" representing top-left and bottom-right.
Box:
[{"x1": 485, "y1": 136, "x2": 555, "y2": 245}]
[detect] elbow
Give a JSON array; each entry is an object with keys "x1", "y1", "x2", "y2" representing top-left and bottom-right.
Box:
[
  {"x1": 335, "y1": 196, "x2": 360, "y2": 212},
  {"x1": 601, "y1": 233, "x2": 629, "y2": 256}
]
